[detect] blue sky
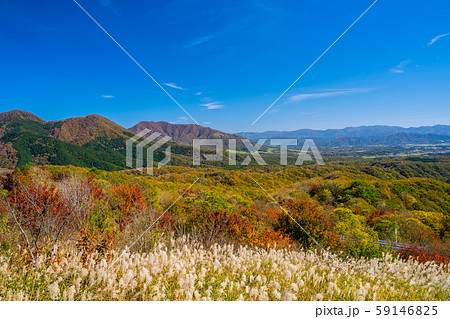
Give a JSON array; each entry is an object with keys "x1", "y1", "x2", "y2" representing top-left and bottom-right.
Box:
[{"x1": 0, "y1": 0, "x2": 449, "y2": 133}]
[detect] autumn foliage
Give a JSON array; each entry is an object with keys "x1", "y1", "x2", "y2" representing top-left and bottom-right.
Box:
[
  {"x1": 77, "y1": 228, "x2": 115, "y2": 263},
  {"x1": 396, "y1": 245, "x2": 450, "y2": 265},
  {"x1": 0, "y1": 164, "x2": 448, "y2": 266},
  {"x1": 110, "y1": 184, "x2": 146, "y2": 230},
  {"x1": 1, "y1": 173, "x2": 71, "y2": 258},
  {"x1": 276, "y1": 198, "x2": 340, "y2": 249}
]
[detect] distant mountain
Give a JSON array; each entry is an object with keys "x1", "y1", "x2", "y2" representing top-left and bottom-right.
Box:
[
  {"x1": 236, "y1": 125, "x2": 450, "y2": 146},
  {"x1": 0, "y1": 110, "x2": 134, "y2": 170},
  {"x1": 0, "y1": 110, "x2": 243, "y2": 170},
  {"x1": 130, "y1": 121, "x2": 247, "y2": 150},
  {"x1": 0, "y1": 110, "x2": 45, "y2": 124},
  {"x1": 1, "y1": 109, "x2": 448, "y2": 170},
  {"x1": 0, "y1": 110, "x2": 198, "y2": 170},
  {"x1": 48, "y1": 114, "x2": 132, "y2": 146},
  {"x1": 318, "y1": 133, "x2": 450, "y2": 147}
]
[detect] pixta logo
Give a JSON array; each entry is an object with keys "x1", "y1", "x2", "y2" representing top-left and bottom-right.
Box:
[
  {"x1": 126, "y1": 129, "x2": 171, "y2": 175},
  {"x1": 193, "y1": 138, "x2": 325, "y2": 166},
  {"x1": 126, "y1": 134, "x2": 325, "y2": 174}
]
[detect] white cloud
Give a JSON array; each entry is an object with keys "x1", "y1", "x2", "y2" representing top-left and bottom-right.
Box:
[
  {"x1": 102, "y1": 95, "x2": 114, "y2": 98},
  {"x1": 164, "y1": 83, "x2": 187, "y2": 90},
  {"x1": 172, "y1": 116, "x2": 191, "y2": 124},
  {"x1": 201, "y1": 101, "x2": 224, "y2": 110},
  {"x1": 195, "y1": 92, "x2": 202, "y2": 95},
  {"x1": 428, "y1": 32, "x2": 450, "y2": 46},
  {"x1": 185, "y1": 35, "x2": 215, "y2": 48},
  {"x1": 203, "y1": 121, "x2": 211, "y2": 125},
  {"x1": 287, "y1": 88, "x2": 372, "y2": 103},
  {"x1": 390, "y1": 60, "x2": 412, "y2": 74}
]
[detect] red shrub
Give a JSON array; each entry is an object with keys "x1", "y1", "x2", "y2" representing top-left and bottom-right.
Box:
[
  {"x1": 191, "y1": 209, "x2": 246, "y2": 244},
  {"x1": 110, "y1": 184, "x2": 146, "y2": 230},
  {"x1": 276, "y1": 198, "x2": 340, "y2": 249},
  {"x1": 85, "y1": 176, "x2": 104, "y2": 200},
  {"x1": 1, "y1": 174, "x2": 71, "y2": 258},
  {"x1": 77, "y1": 228, "x2": 115, "y2": 263},
  {"x1": 238, "y1": 205, "x2": 292, "y2": 248},
  {"x1": 396, "y1": 245, "x2": 450, "y2": 265}
]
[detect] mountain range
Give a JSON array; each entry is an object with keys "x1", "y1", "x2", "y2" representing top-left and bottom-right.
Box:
[
  {"x1": 0, "y1": 110, "x2": 134, "y2": 170},
  {"x1": 236, "y1": 125, "x2": 450, "y2": 147},
  {"x1": 0, "y1": 110, "x2": 245, "y2": 170},
  {"x1": 129, "y1": 121, "x2": 244, "y2": 149},
  {"x1": 0, "y1": 109, "x2": 449, "y2": 170}
]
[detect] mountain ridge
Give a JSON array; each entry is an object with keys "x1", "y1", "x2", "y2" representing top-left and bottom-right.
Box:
[
  {"x1": 236, "y1": 124, "x2": 450, "y2": 143},
  {"x1": 130, "y1": 121, "x2": 246, "y2": 149},
  {"x1": 0, "y1": 111, "x2": 135, "y2": 170},
  {"x1": 0, "y1": 110, "x2": 46, "y2": 124},
  {"x1": 0, "y1": 109, "x2": 449, "y2": 170},
  {"x1": 48, "y1": 114, "x2": 133, "y2": 146},
  {"x1": 0, "y1": 110, "x2": 237, "y2": 170}
]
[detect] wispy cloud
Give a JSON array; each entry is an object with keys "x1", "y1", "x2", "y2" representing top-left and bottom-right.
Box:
[
  {"x1": 102, "y1": 95, "x2": 114, "y2": 98},
  {"x1": 428, "y1": 32, "x2": 450, "y2": 46},
  {"x1": 99, "y1": 0, "x2": 120, "y2": 17},
  {"x1": 390, "y1": 60, "x2": 412, "y2": 74},
  {"x1": 195, "y1": 92, "x2": 202, "y2": 95},
  {"x1": 164, "y1": 83, "x2": 187, "y2": 90},
  {"x1": 201, "y1": 101, "x2": 224, "y2": 110},
  {"x1": 185, "y1": 35, "x2": 215, "y2": 48},
  {"x1": 391, "y1": 69, "x2": 404, "y2": 74},
  {"x1": 254, "y1": 0, "x2": 287, "y2": 16},
  {"x1": 287, "y1": 88, "x2": 373, "y2": 103},
  {"x1": 171, "y1": 116, "x2": 191, "y2": 124},
  {"x1": 203, "y1": 121, "x2": 211, "y2": 125}
]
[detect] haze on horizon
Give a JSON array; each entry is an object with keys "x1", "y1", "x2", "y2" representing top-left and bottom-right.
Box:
[{"x1": 0, "y1": 0, "x2": 449, "y2": 133}]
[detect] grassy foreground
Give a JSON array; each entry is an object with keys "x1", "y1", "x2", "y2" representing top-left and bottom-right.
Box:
[{"x1": 0, "y1": 237, "x2": 448, "y2": 301}]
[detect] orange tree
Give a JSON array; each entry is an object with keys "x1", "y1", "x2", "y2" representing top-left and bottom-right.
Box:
[
  {"x1": 397, "y1": 245, "x2": 450, "y2": 265},
  {"x1": 275, "y1": 198, "x2": 339, "y2": 250},
  {"x1": 109, "y1": 183, "x2": 146, "y2": 231},
  {"x1": 0, "y1": 172, "x2": 71, "y2": 260},
  {"x1": 237, "y1": 205, "x2": 291, "y2": 249}
]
